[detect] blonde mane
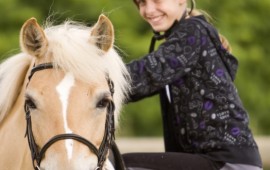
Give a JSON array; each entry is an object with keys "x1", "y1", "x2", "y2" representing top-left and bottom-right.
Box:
[
  {"x1": 0, "y1": 53, "x2": 32, "y2": 122},
  {"x1": 0, "y1": 20, "x2": 130, "y2": 123}
]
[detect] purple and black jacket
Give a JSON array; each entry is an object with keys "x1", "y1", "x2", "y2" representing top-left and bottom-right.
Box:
[{"x1": 126, "y1": 15, "x2": 262, "y2": 167}]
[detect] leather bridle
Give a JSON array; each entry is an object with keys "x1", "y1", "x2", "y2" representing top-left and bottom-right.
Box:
[{"x1": 24, "y1": 63, "x2": 123, "y2": 170}]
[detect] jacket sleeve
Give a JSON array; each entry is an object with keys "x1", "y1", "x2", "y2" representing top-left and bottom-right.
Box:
[{"x1": 126, "y1": 21, "x2": 203, "y2": 102}]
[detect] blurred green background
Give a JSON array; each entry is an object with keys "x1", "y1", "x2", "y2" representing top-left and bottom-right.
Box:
[{"x1": 0, "y1": 0, "x2": 269, "y2": 138}]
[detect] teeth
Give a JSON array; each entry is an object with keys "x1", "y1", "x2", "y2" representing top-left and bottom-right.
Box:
[
  {"x1": 152, "y1": 17, "x2": 159, "y2": 21},
  {"x1": 149, "y1": 16, "x2": 161, "y2": 23}
]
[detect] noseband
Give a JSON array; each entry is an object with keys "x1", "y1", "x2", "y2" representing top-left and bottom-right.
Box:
[{"x1": 24, "y1": 63, "x2": 118, "y2": 170}]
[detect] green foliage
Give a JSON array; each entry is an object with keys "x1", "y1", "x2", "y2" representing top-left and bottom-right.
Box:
[
  {"x1": 119, "y1": 96, "x2": 163, "y2": 137},
  {"x1": 0, "y1": 0, "x2": 269, "y2": 136}
]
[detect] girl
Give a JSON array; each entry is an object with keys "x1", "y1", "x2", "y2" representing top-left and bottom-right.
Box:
[{"x1": 123, "y1": 0, "x2": 263, "y2": 169}]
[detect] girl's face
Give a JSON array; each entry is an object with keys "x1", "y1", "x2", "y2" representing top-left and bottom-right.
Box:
[{"x1": 136, "y1": 0, "x2": 187, "y2": 32}]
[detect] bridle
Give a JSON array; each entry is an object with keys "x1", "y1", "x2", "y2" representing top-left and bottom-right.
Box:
[{"x1": 24, "y1": 63, "x2": 123, "y2": 170}]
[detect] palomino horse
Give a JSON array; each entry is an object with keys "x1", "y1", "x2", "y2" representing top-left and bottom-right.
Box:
[{"x1": 0, "y1": 14, "x2": 130, "y2": 170}]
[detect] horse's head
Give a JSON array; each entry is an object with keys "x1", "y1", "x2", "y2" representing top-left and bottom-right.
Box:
[{"x1": 20, "y1": 15, "x2": 130, "y2": 170}]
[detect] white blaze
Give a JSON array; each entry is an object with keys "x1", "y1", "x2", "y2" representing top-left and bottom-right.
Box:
[{"x1": 56, "y1": 72, "x2": 75, "y2": 160}]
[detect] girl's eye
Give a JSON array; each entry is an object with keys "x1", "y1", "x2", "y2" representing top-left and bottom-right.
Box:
[
  {"x1": 25, "y1": 98, "x2": 37, "y2": 110},
  {"x1": 96, "y1": 98, "x2": 110, "y2": 109}
]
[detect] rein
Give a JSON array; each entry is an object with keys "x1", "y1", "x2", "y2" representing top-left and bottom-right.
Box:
[{"x1": 24, "y1": 63, "x2": 124, "y2": 170}]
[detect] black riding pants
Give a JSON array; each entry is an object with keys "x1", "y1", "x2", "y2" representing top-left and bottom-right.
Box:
[{"x1": 122, "y1": 152, "x2": 224, "y2": 170}]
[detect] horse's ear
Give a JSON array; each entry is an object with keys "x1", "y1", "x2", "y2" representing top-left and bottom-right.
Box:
[
  {"x1": 91, "y1": 14, "x2": 114, "y2": 52},
  {"x1": 20, "y1": 17, "x2": 48, "y2": 57}
]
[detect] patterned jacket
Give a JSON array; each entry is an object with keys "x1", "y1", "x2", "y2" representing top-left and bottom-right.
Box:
[{"x1": 126, "y1": 15, "x2": 262, "y2": 167}]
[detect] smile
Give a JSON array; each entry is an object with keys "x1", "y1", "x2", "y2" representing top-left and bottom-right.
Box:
[{"x1": 147, "y1": 15, "x2": 164, "y2": 24}]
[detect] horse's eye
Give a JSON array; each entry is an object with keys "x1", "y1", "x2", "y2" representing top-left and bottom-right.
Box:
[
  {"x1": 25, "y1": 98, "x2": 37, "y2": 110},
  {"x1": 96, "y1": 98, "x2": 110, "y2": 108}
]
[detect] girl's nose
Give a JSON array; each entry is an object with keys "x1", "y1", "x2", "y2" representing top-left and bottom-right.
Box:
[{"x1": 144, "y1": 1, "x2": 156, "y2": 15}]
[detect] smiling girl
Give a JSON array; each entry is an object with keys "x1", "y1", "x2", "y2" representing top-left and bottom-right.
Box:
[{"x1": 124, "y1": 0, "x2": 263, "y2": 170}]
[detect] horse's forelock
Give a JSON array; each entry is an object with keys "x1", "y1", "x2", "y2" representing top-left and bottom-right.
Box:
[
  {"x1": 44, "y1": 21, "x2": 131, "y2": 118},
  {"x1": 45, "y1": 22, "x2": 107, "y2": 82}
]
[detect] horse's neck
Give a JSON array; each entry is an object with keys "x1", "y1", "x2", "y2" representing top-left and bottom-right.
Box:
[{"x1": 0, "y1": 86, "x2": 32, "y2": 169}]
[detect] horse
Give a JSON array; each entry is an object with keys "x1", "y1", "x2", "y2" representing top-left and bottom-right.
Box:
[{"x1": 0, "y1": 14, "x2": 130, "y2": 170}]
